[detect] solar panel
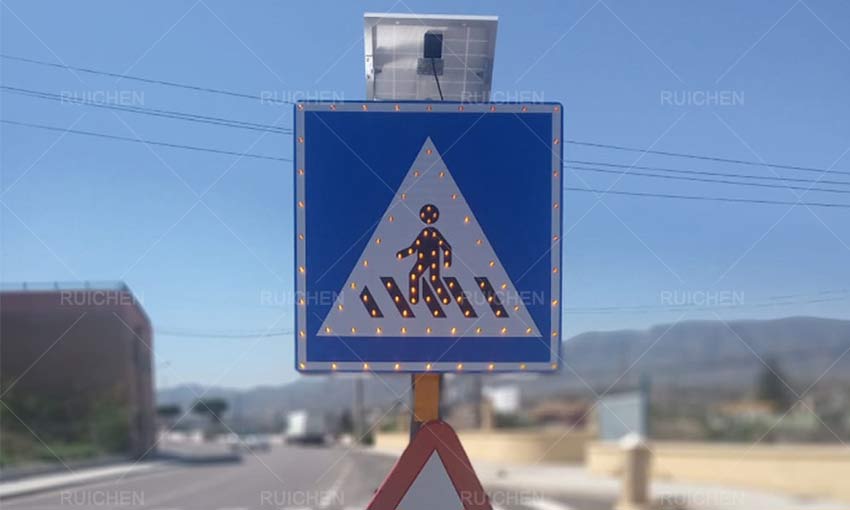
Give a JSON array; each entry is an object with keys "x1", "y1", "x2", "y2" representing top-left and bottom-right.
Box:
[{"x1": 364, "y1": 13, "x2": 498, "y2": 102}]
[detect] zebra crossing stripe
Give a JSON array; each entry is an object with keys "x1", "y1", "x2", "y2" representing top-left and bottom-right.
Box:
[
  {"x1": 475, "y1": 277, "x2": 509, "y2": 318},
  {"x1": 420, "y1": 281, "x2": 446, "y2": 318},
  {"x1": 380, "y1": 277, "x2": 415, "y2": 318},
  {"x1": 379, "y1": 275, "x2": 515, "y2": 319},
  {"x1": 359, "y1": 286, "x2": 383, "y2": 318},
  {"x1": 429, "y1": 275, "x2": 452, "y2": 307},
  {"x1": 443, "y1": 277, "x2": 478, "y2": 318}
]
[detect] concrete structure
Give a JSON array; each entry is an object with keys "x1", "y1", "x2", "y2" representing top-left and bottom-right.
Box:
[
  {"x1": 376, "y1": 427, "x2": 594, "y2": 464},
  {"x1": 5, "y1": 446, "x2": 845, "y2": 510},
  {"x1": 588, "y1": 440, "x2": 850, "y2": 503},
  {"x1": 615, "y1": 434, "x2": 652, "y2": 510},
  {"x1": 0, "y1": 282, "x2": 155, "y2": 457}
]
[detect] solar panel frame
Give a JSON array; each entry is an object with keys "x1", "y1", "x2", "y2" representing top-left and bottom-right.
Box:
[{"x1": 364, "y1": 13, "x2": 498, "y2": 102}]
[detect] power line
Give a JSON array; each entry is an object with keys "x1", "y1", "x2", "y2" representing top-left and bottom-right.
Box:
[
  {"x1": 567, "y1": 165, "x2": 850, "y2": 195},
  {"x1": 0, "y1": 53, "x2": 290, "y2": 104},
  {"x1": 0, "y1": 119, "x2": 291, "y2": 162},
  {"x1": 3, "y1": 52, "x2": 848, "y2": 203},
  {"x1": 566, "y1": 159, "x2": 850, "y2": 188},
  {"x1": 564, "y1": 290, "x2": 850, "y2": 315},
  {"x1": 4, "y1": 118, "x2": 848, "y2": 207},
  {"x1": 565, "y1": 139, "x2": 850, "y2": 177},
  {"x1": 563, "y1": 185, "x2": 850, "y2": 209},
  {"x1": 3, "y1": 53, "x2": 847, "y2": 180},
  {"x1": 1, "y1": 85, "x2": 292, "y2": 134},
  {"x1": 4, "y1": 52, "x2": 847, "y2": 179},
  {"x1": 155, "y1": 329, "x2": 293, "y2": 338}
]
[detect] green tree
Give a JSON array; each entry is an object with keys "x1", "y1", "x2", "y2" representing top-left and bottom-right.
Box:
[
  {"x1": 157, "y1": 404, "x2": 181, "y2": 419},
  {"x1": 156, "y1": 404, "x2": 182, "y2": 430},
  {"x1": 338, "y1": 410, "x2": 354, "y2": 434},
  {"x1": 756, "y1": 358, "x2": 794, "y2": 412},
  {"x1": 191, "y1": 398, "x2": 228, "y2": 424},
  {"x1": 89, "y1": 400, "x2": 130, "y2": 452}
]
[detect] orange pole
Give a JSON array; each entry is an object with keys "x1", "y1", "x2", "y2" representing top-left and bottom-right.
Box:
[{"x1": 410, "y1": 373, "x2": 441, "y2": 440}]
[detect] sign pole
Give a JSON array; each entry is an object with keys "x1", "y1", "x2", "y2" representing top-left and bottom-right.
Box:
[
  {"x1": 408, "y1": 25, "x2": 449, "y2": 443},
  {"x1": 410, "y1": 373, "x2": 442, "y2": 440},
  {"x1": 297, "y1": 15, "x2": 561, "y2": 507}
]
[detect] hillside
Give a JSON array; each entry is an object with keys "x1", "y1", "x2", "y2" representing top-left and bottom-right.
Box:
[{"x1": 157, "y1": 316, "x2": 850, "y2": 426}]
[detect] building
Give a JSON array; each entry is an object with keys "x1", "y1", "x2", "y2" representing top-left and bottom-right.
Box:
[{"x1": 0, "y1": 282, "x2": 155, "y2": 458}]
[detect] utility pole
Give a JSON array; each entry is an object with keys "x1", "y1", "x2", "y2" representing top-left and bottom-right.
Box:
[
  {"x1": 472, "y1": 374, "x2": 483, "y2": 429},
  {"x1": 353, "y1": 375, "x2": 365, "y2": 443}
]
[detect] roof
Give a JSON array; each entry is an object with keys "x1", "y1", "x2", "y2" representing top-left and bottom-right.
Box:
[
  {"x1": 0, "y1": 281, "x2": 130, "y2": 292},
  {"x1": 0, "y1": 281, "x2": 150, "y2": 326}
]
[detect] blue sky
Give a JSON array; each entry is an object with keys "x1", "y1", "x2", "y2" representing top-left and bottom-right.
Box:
[{"x1": 1, "y1": 0, "x2": 848, "y2": 389}]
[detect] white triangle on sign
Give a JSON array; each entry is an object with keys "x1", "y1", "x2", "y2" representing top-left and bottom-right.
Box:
[
  {"x1": 396, "y1": 451, "x2": 465, "y2": 510},
  {"x1": 319, "y1": 138, "x2": 541, "y2": 338}
]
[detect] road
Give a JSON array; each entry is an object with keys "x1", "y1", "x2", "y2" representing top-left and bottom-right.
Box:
[{"x1": 3, "y1": 445, "x2": 614, "y2": 510}]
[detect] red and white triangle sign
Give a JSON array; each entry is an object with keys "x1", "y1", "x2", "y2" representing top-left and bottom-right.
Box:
[{"x1": 367, "y1": 420, "x2": 491, "y2": 510}]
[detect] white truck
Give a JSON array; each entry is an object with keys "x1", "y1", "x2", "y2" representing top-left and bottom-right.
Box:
[{"x1": 285, "y1": 410, "x2": 328, "y2": 445}]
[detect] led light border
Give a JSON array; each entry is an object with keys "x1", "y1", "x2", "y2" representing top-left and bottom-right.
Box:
[{"x1": 295, "y1": 102, "x2": 562, "y2": 373}]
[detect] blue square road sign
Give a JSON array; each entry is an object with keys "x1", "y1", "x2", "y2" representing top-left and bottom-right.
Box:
[{"x1": 294, "y1": 101, "x2": 562, "y2": 373}]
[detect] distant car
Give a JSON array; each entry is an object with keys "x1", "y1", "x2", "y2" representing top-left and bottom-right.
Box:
[
  {"x1": 245, "y1": 435, "x2": 271, "y2": 452},
  {"x1": 285, "y1": 410, "x2": 328, "y2": 445},
  {"x1": 227, "y1": 434, "x2": 271, "y2": 453}
]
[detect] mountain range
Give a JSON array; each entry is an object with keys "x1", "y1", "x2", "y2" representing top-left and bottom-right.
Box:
[{"x1": 157, "y1": 316, "x2": 850, "y2": 427}]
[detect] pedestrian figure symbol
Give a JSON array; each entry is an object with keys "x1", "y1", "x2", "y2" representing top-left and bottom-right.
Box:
[{"x1": 396, "y1": 204, "x2": 452, "y2": 305}]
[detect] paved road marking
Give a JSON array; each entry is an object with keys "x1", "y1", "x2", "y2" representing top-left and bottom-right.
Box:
[
  {"x1": 528, "y1": 497, "x2": 576, "y2": 510},
  {"x1": 0, "y1": 462, "x2": 163, "y2": 499},
  {"x1": 141, "y1": 468, "x2": 237, "y2": 508},
  {"x1": 318, "y1": 461, "x2": 353, "y2": 509}
]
